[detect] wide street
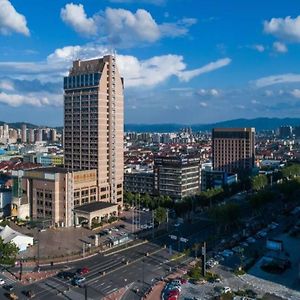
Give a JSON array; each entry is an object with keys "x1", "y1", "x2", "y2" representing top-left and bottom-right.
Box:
[{"x1": 0, "y1": 214, "x2": 213, "y2": 300}]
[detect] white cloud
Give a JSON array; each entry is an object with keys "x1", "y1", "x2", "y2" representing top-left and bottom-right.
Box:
[
  {"x1": 0, "y1": 79, "x2": 14, "y2": 91},
  {"x1": 254, "y1": 74, "x2": 300, "y2": 88},
  {"x1": 197, "y1": 88, "x2": 219, "y2": 97},
  {"x1": 60, "y1": 5, "x2": 196, "y2": 47},
  {"x1": 61, "y1": 3, "x2": 97, "y2": 36},
  {"x1": 178, "y1": 58, "x2": 231, "y2": 82},
  {"x1": 175, "y1": 105, "x2": 180, "y2": 110},
  {"x1": 0, "y1": 91, "x2": 62, "y2": 107},
  {"x1": 0, "y1": 0, "x2": 29, "y2": 36},
  {"x1": 251, "y1": 99, "x2": 260, "y2": 104},
  {"x1": 0, "y1": 43, "x2": 230, "y2": 92},
  {"x1": 264, "y1": 90, "x2": 273, "y2": 96},
  {"x1": 253, "y1": 44, "x2": 265, "y2": 52},
  {"x1": 109, "y1": 0, "x2": 165, "y2": 5},
  {"x1": 273, "y1": 41, "x2": 288, "y2": 53},
  {"x1": 264, "y1": 16, "x2": 300, "y2": 42},
  {"x1": 200, "y1": 102, "x2": 208, "y2": 107},
  {"x1": 290, "y1": 89, "x2": 300, "y2": 98}
]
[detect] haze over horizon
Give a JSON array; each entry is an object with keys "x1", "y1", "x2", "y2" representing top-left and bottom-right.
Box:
[{"x1": 1, "y1": 0, "x2": 300, "y2": 126}]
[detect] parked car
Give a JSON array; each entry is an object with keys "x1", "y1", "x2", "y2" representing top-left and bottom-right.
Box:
[
  {"x1": 72, "y1": 276, "x2": 86, "y2": 286},
  {"x1": 222, "y1": 286, "x2": 232, "y2": 293},
  {"x1": 23, "y1": 290, "x2": 35, "y2": 298},
  {"x1": 246, "y1": 237, "x2": 256, "y2": 243},
  {"x1": 57, "y1": 271, "x2": 75, "y2": 279},
  {"x1": 0, "y1": 278, "x2": 5, "y2": 285},
  {"x1": 3, "y1": 285, "x2": 14, "y2": 291}
]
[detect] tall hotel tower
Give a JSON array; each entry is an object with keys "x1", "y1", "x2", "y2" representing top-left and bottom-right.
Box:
[{"x1": 64, "y1": 55, "x2": 124, "y2": 205}]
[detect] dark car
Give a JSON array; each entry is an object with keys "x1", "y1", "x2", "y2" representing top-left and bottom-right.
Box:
[
  {"x1": 3, "y1": 285, "x2": 14, "y2": 292},
  {"x1": 23, "y1": 290, "x2": 35, "y2": 298},
  {"x1": 57, "y1": 271, "x2": 75, "y2": 279}
]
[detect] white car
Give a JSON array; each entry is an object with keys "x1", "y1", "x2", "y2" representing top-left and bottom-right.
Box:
[
  {"x1": 222, "y1": 286, "x2": 231, "y2": 293},
  {"x1": 221, "y1": 250, "x2": 234, "y2": 257},
  {"x1": 0, "y1": 278, "x2": 5, "y2": 285},
  {"x1": 246, "y1": 237, "x2": 256, "y2": 243}
]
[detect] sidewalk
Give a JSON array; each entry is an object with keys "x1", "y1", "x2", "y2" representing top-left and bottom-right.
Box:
[
  {"x1": 5, "y1": 269, "x2": 57, "y2": 285},
  {"x1": 104, "y1": 286, "x2": 128, "y2": 300},
  {"x1": 143, "y1": 268, "x2": 189, "y2": 300}
]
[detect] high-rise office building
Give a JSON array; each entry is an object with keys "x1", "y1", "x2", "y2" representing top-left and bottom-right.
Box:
[
  {"x1": 3, "y1": 124, "x2": 9, "y2": 138},
  {"x1": 64, "y1": 55, "x2": 124, "y2": 205},
  {"x1": 29, "y1": 129, "x2": 35, "y2": 143},
  {"x1": 279, "y1": 125, "x2": 292, "y2": 139},
  {"x1": 21, "y1": 124, "x2": 27, "y2": 143},
  {"x1": 212, "y1": 128, "x2": 255, "y2": 174},
  {"x1": 49, "y1": 128, "x2": 57, "y2": 142}
]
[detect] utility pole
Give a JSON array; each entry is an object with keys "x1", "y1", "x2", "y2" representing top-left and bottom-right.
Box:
[
  {"x1": 152, "y1": 209, "x2": 155, "y2": 239},
  {"x1": 84, "y1": 284, "x2": 88, "y2": 300},
  {"x1": 19, "y1": 260, "x2": 23, "y2": 281},
  {"x1": 37, "y1": 230, "x2": 40, "y2": 270},
  {"x1": 142, "y1": 258, "x2": 145, "y2": 295},
  {"x1": 201, "y1": 242, "x2": 206, "y2": 277}
]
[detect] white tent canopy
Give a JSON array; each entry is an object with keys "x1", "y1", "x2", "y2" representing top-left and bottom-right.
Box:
[{"x1": 0, "y1": 225, "x2": 33, "y2": 252}]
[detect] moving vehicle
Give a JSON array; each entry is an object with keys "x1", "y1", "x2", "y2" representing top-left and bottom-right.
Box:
[
  {"x1": 77, "y1": 267, "x2": 89, "y2": 275},
  {"x1": 72, "y1": 276, "x2": 86, "y2": 286},
  {"x1": 57, "y1": 271, "x2": 75, "y2": 279},
  {"x1": 23, "y1": 290, "x2": 35, "y2": 298}
]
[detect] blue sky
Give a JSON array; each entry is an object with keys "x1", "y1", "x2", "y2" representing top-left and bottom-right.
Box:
[{"x1": 1, "y1": 0, "x2": 300, "y2": 125}]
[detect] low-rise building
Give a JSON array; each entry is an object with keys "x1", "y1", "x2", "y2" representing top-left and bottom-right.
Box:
[
  {"x1": 154, "y1": 155, "x2": 201, "y2": 199},
  {"x1": 12, "y1": 167, "x2": 118, "y2": 228},
  {"x1": 124, "y1": 170, "x2": 154, "y2": 194}
]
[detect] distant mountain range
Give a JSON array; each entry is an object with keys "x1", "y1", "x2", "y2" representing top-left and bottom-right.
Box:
[
  {"x1": 125, "y1": 118, "x2": 300, "y2": 132},
  {"x1": 1, "y1": 117, "x2": 300, "y2": 132}
]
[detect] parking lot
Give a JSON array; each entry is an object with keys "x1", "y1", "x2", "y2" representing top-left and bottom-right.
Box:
[{"x1": 12, "y1": 208, "x2": 153, "y2": 260}]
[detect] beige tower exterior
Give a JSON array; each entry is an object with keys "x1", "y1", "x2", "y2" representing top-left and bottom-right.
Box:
[
  {"x1": 212, "y1": 128, "x2": 255, "y2": 174},
  {"x1": 64, "y1": 55, "x2": 124, "y2": 206},
  {"x1": 21, "y1": 124, "x2": 27, "y2": 143}
]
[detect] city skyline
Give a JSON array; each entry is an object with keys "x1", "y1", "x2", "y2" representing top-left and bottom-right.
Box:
[{"x1": 1, "y1": 0, "x2": 300, "y2": 125}]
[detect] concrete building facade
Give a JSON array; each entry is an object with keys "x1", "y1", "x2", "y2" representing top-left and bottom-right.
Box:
[
  {"x1": 212, "y1": 128, "x2": 255, "y2": 174},
  {"x1": 64, "y1": 55, "x2": 124, "y2": 206},
  {"x1": 154, "y1": 155, "x2": 201, "y2": 199}
]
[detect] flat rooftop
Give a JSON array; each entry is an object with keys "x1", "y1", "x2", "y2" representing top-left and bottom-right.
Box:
[
  {"x1": 26, "y1": 167, "x2": 68, "y2": 174},
  {"x1": 74, "y1": 201, "x2": 117, "y2": 213}
]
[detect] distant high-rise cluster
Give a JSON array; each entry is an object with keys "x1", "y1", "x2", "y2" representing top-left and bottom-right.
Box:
[{"x1": 0, "y1": 124, "x2": 58, "y2": 144}]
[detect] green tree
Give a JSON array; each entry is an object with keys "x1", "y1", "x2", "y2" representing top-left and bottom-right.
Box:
[
  {"x1": 209, "y1": 202, "x2": 240, "y2": 232},
  {"x1": 154, "y1": 207, "x2": 167, "y2": 225},
  {"x1": 251, "y1": 174, "x2": 268, "y2": 191},
  {"x1": 0, "y1": 238, "x2": 19, "y2": 266}
]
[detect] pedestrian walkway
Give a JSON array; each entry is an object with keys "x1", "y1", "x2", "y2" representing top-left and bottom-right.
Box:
[
  {"x1": 104, "y1": 286, "x2": 127, "y2": 300},
  {"x1": 143, "y1": 268, "x2": 188, "y2": 300},
  {"x1": 4, "y1": 269, "x2": 57, "y2": 285}
]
